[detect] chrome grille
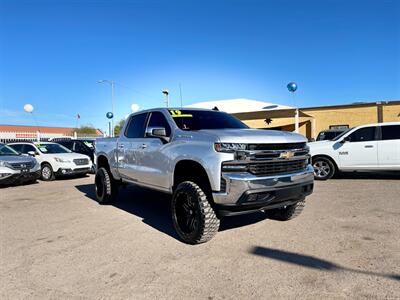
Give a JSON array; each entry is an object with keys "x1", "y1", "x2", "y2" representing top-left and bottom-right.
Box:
[
  {"x1": 73, "y1": 158, "x2": 89, "y2": 165},
  {"x1": 248, "y1": 143, "x2": 306, "y2": 151},
  {"x1": 8, "y1": 161, "x2": 35, "y2": 170},
  {"x1": 248, "y1": 159, "x2": 308, "y2": 176}
]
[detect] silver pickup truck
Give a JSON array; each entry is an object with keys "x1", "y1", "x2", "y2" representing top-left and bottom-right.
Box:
[{"x1": 95, "y1": 108, "x2": 314, "y2": 244}]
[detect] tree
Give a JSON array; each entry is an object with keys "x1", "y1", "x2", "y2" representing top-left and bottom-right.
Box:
[
  {"x1": 114, "y1": 119, "x2": 125, "y2": 136},
  {"x1": 74, "y1": 125, "x2": 97, "y2": 135}
]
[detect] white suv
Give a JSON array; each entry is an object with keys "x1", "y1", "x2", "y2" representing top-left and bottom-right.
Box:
[
  {"x1": 8, "y1": 142, "x2": 92, "y2": 181},
  {"x1": 309, "y1": 122, "x2": 400, "y2": 180}
]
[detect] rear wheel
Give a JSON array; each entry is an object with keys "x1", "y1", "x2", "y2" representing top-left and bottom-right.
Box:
[
  {"x1": 264, "y1": 200, "x2": 305, "y2": 221},
  {"x1": 312, "y1": 157, "x2": 335, "y2": 180},
  {"x1": 95, "y1": 167, "x2": 119, "y2": 204},
  {"x1": 172, "y1": 181, "x2": 220, "y2": 244},
  {"x1": 41, "y1": 163, "x2": 54, "y2": 181}
]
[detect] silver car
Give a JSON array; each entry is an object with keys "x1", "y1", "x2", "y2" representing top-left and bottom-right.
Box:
[{"x1": 0, "y1": 143, "x2": 41, "y2": 186}]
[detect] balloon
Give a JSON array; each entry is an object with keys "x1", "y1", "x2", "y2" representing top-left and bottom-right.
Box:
[
  {"x1": 131, "y1": 103, "x2": 139, "y2": 112},
  {"x1": 287, "y1": 82, "x2": 298, "y2": 93},
  {"x1": 24, "y1": 104, "x2": 34, "y2": 113},
  {"x1": 106, "y1": 112, "x2": 114, "y2": 119}
]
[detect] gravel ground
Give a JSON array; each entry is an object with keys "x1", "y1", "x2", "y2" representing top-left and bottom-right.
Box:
[{"x1": 1, "y1": 174, "x2": 399, "y2": 299}]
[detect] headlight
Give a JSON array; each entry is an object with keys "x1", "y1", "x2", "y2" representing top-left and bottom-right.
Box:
[
  {"x1": 214, "y1": 143, "x2": 247, "y2": 153},
  {"x1": 54, "y1": 157, "x2": 71, "y2": 163}
]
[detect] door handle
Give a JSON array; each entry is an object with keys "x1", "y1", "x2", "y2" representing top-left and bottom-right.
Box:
[
  {"x1": 118, "y1": 144, "x2": 124, "y2": 149},
  {"x1": 364, "y1": 145, "x2": 374, "y2": 148},
  {"x1": 140, "y1": 144, "x2": 147, "y2": 149}
]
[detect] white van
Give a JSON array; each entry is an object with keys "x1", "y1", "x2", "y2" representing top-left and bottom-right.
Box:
[{"x1": 309, "y1": 122, "x2": 400, "y2": 180}]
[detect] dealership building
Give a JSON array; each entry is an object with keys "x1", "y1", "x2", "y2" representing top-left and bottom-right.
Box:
[{"x1": 187, "y1": 99, "x2": 400, "y2": 140}]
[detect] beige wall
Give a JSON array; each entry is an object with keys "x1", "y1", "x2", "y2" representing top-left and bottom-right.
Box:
[
  {"x1": 382, "y1": 104, "x2": 400, "y2": 122},
  {"x1": 237, "y1": 102, "x2": 400, "y2": 140}
]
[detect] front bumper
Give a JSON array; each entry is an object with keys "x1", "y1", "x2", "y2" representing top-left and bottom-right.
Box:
[
  {"x1": 0, "y1": 170, "x2": 41, "y2": 186},
  {"x1": 55, "y1": 167, "x2": 91, "y2": 176},
  {"x1": 212, "y1": 165, "x2": 314, "y2": 216}
]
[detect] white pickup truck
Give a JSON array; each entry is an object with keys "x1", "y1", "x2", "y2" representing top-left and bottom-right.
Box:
[{"x1": 309, "y1": 122, "x2": 400, "y2": 180}]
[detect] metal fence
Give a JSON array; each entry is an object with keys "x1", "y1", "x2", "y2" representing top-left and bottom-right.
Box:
[{"x1": 0, "y1": 131, "x2": 102, "y2": 143}]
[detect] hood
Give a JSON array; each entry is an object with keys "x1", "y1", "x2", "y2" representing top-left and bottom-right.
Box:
[
  {"x1": 308, "y1": 140, "x2": 340, "y2": 153},
  {"x1": 308, "y1": 140, "x2": 333, "y2": 146},
  {"x1": 198, "y1": 129, "x2": 307, "y2": 144},
  {"x1": 44, "y1": 152, "x2": 90, "y2": 160},
  {"x1": 0, "y1": 155, "x2": 36, "y2": 164}
]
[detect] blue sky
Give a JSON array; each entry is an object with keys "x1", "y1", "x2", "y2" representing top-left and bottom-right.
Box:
[{"x1": 0, "y1": 0, "x2": 399, "y2": 132}]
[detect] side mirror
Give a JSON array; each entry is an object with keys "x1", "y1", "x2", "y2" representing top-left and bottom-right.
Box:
[
  {"x1": 341, "y1": 136, "x2": 351, "y2": 143},
  {"x1": 27, "y1": 151, "x2": 36, "y2": 156},
  {"x1": 146, "y1": 127, "x2": 169, "y2": 142}
]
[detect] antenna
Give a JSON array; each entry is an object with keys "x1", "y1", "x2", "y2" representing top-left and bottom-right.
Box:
[{"x1": 179, "y1": 83, "x2": 183, "y2": 108}]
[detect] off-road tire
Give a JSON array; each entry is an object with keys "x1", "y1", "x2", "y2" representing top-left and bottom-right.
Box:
[
  {"x1": 41, "y1": 163, "x2": 54, "y2": 181},
  {"x1": 264, "y1": 200, "x2": 305, "y2": 221},
  {"x1": 172, "y1": 181, "x2": 220, "y2": 244},
  {"x1": 312, "y1": 156, "x2": 336, "y2": 180},
  {"x1": 95, "y1": 167, "x2": 119, "y2": 204}
]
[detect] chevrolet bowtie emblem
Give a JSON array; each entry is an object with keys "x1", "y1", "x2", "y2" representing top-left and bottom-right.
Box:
[{"x1": 279, "y1": 151, "x2": 295, "y2": 159}]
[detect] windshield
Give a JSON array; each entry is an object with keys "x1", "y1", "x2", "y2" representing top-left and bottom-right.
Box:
[
  {"x1": 332, "y1": 128, "x2": 353, "y2": 141},
  {"x1": 81, "y1": 140, "x2": 94, "y2": 149},
  {"x1": 0, "y1": 144, "x2": 19, "y2": 156},
  {"x1": 36, "y1": 143, "x2": 71, "y2": 154},
  {"x1": 317, "y1": 131, "x2": 343, "y2": 141},
  {"x1": 169, "y1": 109, "x2": 248, "y2": 131}
]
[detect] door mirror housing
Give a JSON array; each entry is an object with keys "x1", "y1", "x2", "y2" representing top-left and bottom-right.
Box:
[
  {"x1": 341, "y1": 136, "x2": 351, "y2": 143},
  {"x1": 146, "y1": 127, "x2": 169, "y2": 142},
  {"x1": 27, "y1": 151, "x2": 37, "y2": 156}
]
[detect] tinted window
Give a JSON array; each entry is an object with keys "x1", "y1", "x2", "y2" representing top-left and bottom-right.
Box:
[
  {"x1": 348, "y1": 127, "x2": 376, "y2": 142},
  {"x1": 0, "y1": 144, "x2": 19, "y2": 155},
  {"x1": 125, "y1": 113, "x2": 148, "y2": 138},
  {"x1": 9, "y1": 144, "x2": 24, "y2": 153},
  {"x1": 147, "y1": 112, "x2": 171, "y2": 136},
  {"x1": 23, "y1": 144, "x2": 37, "y2": 153},
  {"x1": 381, "y1": 125, "x2": 400, "y2": 140},
  {"x1": 58, "y1": 141, "x2": 73, "y2": 149},
  {"x1": 74, "y1": 141, "x2": 89, "y2": 153},
  {"x1": 169, "y1": 109, "x2": 248, "y2": 131}
]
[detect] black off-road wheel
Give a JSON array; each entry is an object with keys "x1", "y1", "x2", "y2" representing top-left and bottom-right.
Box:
[
  {"x1": 172, "y1": 181, "x2": 220, "y2": 244},
  {"x1": 264, "y1": 200, "x2": 305, "y2": 221},
  {"x1": 41, "y1": 163, "x2": 54, "y2": 181},
  {"x1": 312, "y1": 156, "x2": 336, "y2": 180},
  {"x1": 95, "y1": 167, "x2": 119, "y2": 204}
]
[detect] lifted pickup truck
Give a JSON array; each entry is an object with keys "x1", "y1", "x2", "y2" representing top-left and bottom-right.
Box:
[{"x1": 95, "y1": 108, "x2": 314, "y2": 244}]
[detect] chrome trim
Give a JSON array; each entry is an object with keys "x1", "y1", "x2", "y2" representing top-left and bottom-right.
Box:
[{"x1": 212, "y1": 165, "x2": 314, "y2": 205}]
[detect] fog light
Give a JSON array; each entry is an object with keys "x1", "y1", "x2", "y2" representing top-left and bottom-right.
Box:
[
  {"x1": 61, "y1": 169, "x2": 67, "y2": 174},
  {"x1": 247, "y1": 194, "x2": 258, "y2": 202}
]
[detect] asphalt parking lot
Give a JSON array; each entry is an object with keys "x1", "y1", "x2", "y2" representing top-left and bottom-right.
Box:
[{"x1": 1, "y1": 174, "x2": 399, "y2": 299}]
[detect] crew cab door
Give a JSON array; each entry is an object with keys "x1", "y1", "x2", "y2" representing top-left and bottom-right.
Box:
[
  {"x1": 377, "y1": 124, "x2": 400, "y2": 169},
  {"x1": 337, "y1": 126, "x2": 378, "y2": 169},
  {"x1": 138, "y1": 111, "x2": 173, "y2": 189},
  {"x1": 117, "y1": 112, "x2": 148, "y2": 181}
]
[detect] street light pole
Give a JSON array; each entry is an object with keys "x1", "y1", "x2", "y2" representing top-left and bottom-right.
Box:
[
  {"x1": 162, "y1": 90, "x2": 169, "y2": 107},
  {"x1": 287, "y1": 82, "x2": 299, "y2": 133},
  {"x1": 98, "y1": 80, "x2": 115, "y2": 137},
  {"x1": 111, "y1": 81, "x2": 115, "y2": 137}
]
